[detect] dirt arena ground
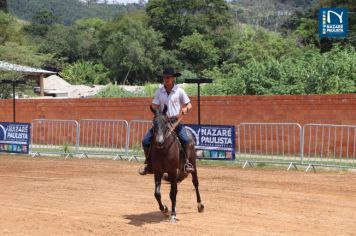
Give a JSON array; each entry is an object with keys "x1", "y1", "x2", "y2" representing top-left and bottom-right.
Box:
[{"x1": 0, "y1": 155, "x2": 356, "y2": 236}]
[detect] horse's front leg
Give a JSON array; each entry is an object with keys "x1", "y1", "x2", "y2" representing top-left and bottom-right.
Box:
[
  {"x1": 191, "y1": 161, "x2": 204, "y2": 213},
  {"x1": 154, "y1": 172, "x2": 168, "y2": 215},
  {"x1": 169, "y1": 176, "x2": 178, "y2": 222}
]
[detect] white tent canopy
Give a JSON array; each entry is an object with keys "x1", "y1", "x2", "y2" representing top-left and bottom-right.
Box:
[{"x1": 0, "y1": 61, "x2": 56, "y2": 96}]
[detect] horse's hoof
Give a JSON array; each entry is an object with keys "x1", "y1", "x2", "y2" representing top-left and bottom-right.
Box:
[
  {"x1": 161, "y1": 205, "x2": 169, "y2": 216},
  {"x1": 198, "y1": 203, "x2": 205, "y2": 213},
  {"x1": 169, "y1": 215, "x2": 177, "y2": 223},
  {"x1": 138, "y1": 166, "x2": 147, "y2": 175}
]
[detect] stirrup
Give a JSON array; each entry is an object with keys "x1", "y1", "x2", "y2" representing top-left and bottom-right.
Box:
[{"x1": 184, "y1": 163, "x2": 194, "y2": 173}]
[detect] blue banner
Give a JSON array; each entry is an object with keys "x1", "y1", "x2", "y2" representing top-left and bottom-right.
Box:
[
  {"x1": 0, "y1": 122, "x2": 31, "y2": 154},
  {"x1": 185, "y1": 124, "x2": 235, "y2": 160}
]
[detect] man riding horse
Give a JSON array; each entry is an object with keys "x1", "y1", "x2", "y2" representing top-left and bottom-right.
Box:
[{"x1": 139, "y1": 67, "x2": 194, "y2": 175}]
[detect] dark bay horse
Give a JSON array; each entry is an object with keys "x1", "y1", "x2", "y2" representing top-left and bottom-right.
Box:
[{"x1": 149, "y1": 105, "x2": 204, "y2": 222}]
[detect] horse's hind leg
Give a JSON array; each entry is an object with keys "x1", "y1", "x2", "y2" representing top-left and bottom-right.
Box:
[
  {"x1": 191, "y1": 164, "x2": 204, "y2": 213},
  {"x1": 154, "y1": 173, "x2": 168, "y2": 215}
]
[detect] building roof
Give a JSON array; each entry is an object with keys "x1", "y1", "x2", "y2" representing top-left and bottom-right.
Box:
[{"x1": 0, "y1": 61, "x2": 56, "y2": 76}]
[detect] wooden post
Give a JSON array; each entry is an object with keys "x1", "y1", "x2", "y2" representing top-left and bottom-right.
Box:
[
  {"x1": 39, "y1": 74, "x2": 44, "y2": 96},
  {"x1": 12, "y1": 82, "x2": 15, "y2": 122}
]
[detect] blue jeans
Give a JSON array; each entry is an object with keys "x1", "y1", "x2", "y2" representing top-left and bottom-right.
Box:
[{"x1": 142, "y1": 123, "x2": 189, "y2": 147}]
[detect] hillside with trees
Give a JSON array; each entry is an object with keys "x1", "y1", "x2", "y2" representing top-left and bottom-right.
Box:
[
  {"x1": 0, "y1": 0, "x2": 355, "y2": 98},
  {"x1": 7, "y1": 0, "x2": 144, "y2": 24}
]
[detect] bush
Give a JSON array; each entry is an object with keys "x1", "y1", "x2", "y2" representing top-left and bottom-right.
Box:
[
  {"x1": 60, "y1": 60, "x2": 110, "y2": 85},
  {"x1": 95, "y1": 84, "x2": 145, "y2": 98},
  {"x1": 201, "y1": 45, "x2": 356, "y2": 95}
]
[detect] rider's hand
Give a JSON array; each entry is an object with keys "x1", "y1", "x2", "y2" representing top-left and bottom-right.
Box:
[{"x1": 182, "y1": 107, "x2": 189, "y2": 115}]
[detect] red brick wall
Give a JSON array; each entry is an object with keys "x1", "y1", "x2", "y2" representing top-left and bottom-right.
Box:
[{"x1": 0, "y1": 94, "x2": 355, "y2": 125}]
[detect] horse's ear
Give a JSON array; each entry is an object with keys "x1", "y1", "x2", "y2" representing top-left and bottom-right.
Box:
[
  {"x1": 162, "y1": 104, "x2": 168, "y2": 115},
  {"x1": 150, "y1": 105, "x2": 158, "y2": 116}
]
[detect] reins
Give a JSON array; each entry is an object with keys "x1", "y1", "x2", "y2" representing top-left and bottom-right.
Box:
[
  {"x1": 168, "y1": 116, "x2": 182, "y2": 132},
  {"x1": 152, "y1": 109, "x2": 185, "y2": 146},
  {"x1": 163, "y1": 118, "x2": 180, "y2": 141},
  {"x1": 152, "y1": 115, "x2": 182, "y2": 145},
  {"x1": 152, "y1": 113, "x2": 186, "y2": 157}
]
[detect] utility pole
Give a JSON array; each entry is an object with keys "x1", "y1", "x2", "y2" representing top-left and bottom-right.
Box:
[{"x1": 184, "y1": 77, "x2": 212, "y2": 125}]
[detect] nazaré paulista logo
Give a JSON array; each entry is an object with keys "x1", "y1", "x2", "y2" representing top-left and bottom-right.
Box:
[{"x1": 319, "y1": 8, "x2": 348, "y2": 38}]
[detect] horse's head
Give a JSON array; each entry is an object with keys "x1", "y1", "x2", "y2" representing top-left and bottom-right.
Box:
[{"x1": 150, "y1": 104, "x2": 169, "y2": 149}]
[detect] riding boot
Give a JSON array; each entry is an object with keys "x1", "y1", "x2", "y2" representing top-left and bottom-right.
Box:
[
  {"x1": 183, "y1": 143, "x2": 194, "y2": 173},
  {"x1": 139, "y1": 146, "x2": 153, "y2": 175}
]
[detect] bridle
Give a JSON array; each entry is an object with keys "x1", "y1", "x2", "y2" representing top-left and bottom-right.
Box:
[{"x1": 152, "y1": 115, "x2": 182, "y2": 147}]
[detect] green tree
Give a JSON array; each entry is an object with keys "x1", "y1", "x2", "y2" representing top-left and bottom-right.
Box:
[
  {"x1": 39, "y1": 24, "x2": 91, "y2": 64},
  {"x1": 0, "y1": 11, "x2": 22, "y2": 43},
  {"x1": 74, "y1": 18, "x2": 105, "y2": 61},
  {"x1": 224, "y1": 26, "x2": 295, "y2": 66},
  {"x1": 0, "y1": 42, "x2": 53, "y2": 67},
  {"x1": 304, "y1": 46, "x2": 356, "y2": 94},
  {"x1": 99, "y1": 12, "x2": 176, "y2": 84},
  {"x1": 7, "y1": 0, "x2": 143, "y2": 25},
  {"x1": 23, "y1": 10, "x2": 58, "y2": 37},
  {"x1": 294, "y1": 18, "x2": 318, "y2": 46},
  {"x1": 75, "y1": 17, "x2": 105, "y2": 30},
  {"x1": 60, "y1": 60, "x2": 110, "y2": 85},
  {"x1": 201, "y1": 63, "x2": 246, "y2": 95},
  {"x1": 146, "y1": 0, "x2": 232, "y2": 49},
  {"x1": 32, "y1": 10, "x2": 57, "y2": 25},
  {"x1": 178, "y1": 32, "x2": 219, "y2": 73}
]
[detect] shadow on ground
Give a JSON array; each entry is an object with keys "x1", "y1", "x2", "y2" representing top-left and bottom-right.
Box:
[{"x1": 124, "y1": 211, "x2": 177, "y2": 226}]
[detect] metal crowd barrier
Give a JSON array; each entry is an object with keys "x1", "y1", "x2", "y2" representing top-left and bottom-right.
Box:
[
  {"x1": 29, "y1": 119, "x2": 356, "y2": 171},
  {"x1": 127, "y1": 120, "x2": 152, "y2": 161},
  {"x1": 31, "y1": 119, "x2": 79, "y2": 158},
  {"x1": 303, "y1": 124, "x2": 356, "y2": 172},
  {"x1": 238, "y1": 123, "x2": 303, "y2": 170},
  {"x1": 78, "y1": 119, "x2": 129, "y2": 159}
]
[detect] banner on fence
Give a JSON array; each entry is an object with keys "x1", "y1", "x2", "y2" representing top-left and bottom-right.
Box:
[
  {"x1": 185, "y1": 124, "x2": 235, "y2": 160},
  {"x1": 0, "y1": 122, "x2": 31, "y2": 154}
]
